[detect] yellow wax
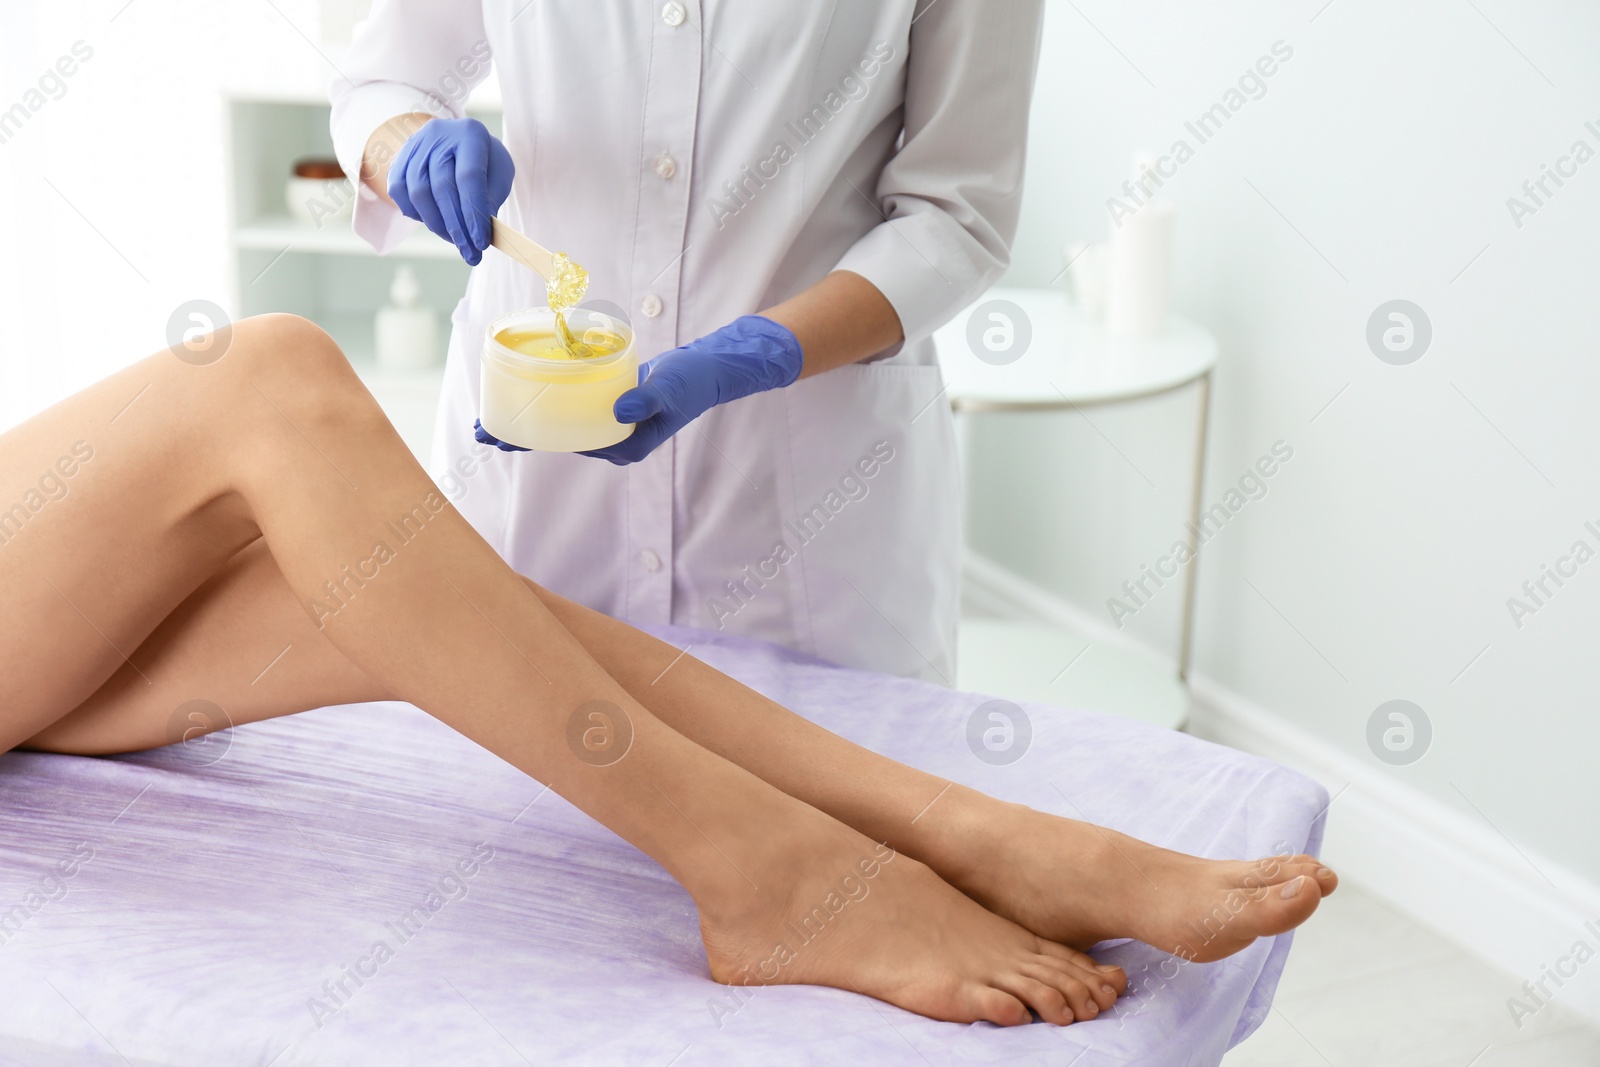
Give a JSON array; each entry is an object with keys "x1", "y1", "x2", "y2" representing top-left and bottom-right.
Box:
[
  {"x1": 547, "y1": 252, "x2": 590, "y2": 312},
  {"x1": 494, "y1": 326, "x2": 628, "y2": 362}
]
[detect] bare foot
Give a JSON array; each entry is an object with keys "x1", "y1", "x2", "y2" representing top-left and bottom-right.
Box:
[
  {"x1": 925, "y1": 791, "x2": 1337, "y2": 964},
  {"x1": 694, "y1": 807, "x2": 1128, "y2": 1026}
]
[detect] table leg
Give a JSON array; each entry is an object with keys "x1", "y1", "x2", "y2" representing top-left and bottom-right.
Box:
[{"x1": 1178, "y1": 370, "x2": 1213, "y2": 683}]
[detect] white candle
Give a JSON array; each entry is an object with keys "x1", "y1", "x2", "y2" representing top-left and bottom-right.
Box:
[{"x1": 1107, "y1": 164, "x2": 1174, "y2": 337}]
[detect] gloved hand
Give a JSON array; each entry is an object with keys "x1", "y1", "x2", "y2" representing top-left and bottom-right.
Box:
[
  {"x1": 389, "y1": 117, "x2": 514, "y2": 266},
  {"x1": 581, "y1": 315, "x2": 804, "y2": 465},
  {"x1": 474, "y1": 419, "x2": 528, "y2": 452}
]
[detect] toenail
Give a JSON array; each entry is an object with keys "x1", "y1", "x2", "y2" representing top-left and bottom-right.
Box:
[
  {"x1": 1101, "y1": 984, "x2": 1115, "y2": 995},
  {"x1": 1280, "y1": 876, "x2": 1304, "y2": 899},
  {"x1": 1317, "y1": 867, "x2": 1333, "y2": 879}
]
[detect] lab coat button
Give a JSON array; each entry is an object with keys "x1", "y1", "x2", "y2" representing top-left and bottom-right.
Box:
[
  {"x1": 641, "y1": 549, "x2": 662, "y2": 572},
  {"x1": 640, "y1": 293, "x2": 664, "y2": 318},
  {"x1": 662, "y1": 2, "x2": 686, "y2": 27},
  {"x1": 653, "y1": 153, "x2": 678, "y2": 180}
]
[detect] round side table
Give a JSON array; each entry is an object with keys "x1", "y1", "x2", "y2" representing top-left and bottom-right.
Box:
[{"x1": 932, "y1": 287, "x2": 1218, "y2": 730}]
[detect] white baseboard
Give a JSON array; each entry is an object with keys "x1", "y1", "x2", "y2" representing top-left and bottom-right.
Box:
[
  {"x1": 1189, "y1": 675, "x2": 1600, "y2": 1027},
  {"x1": 962, "y1": 550, "x2": 1600, "y2": 1028}
]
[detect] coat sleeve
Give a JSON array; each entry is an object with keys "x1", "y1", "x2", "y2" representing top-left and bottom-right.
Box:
[
  {"x1": 832, "y1": 0, "x2": 1045, "y2": 351},
  {"x1": 329, "y1": 0, "x2": 494, "y2": 253}
]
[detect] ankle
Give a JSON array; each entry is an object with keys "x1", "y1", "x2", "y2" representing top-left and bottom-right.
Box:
[
  {"x1": 907, "y1": 785, "x2": 1018, "y2": 890},
  {"x1": 683, "y1": 796, "x2": 840, "y2": 925}
]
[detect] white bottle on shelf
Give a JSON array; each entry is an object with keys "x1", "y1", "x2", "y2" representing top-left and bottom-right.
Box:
[
  {"x1": 1107, "y1": 156, "x2": 1174, "y2": 338},
  {"x1": 374, "y1": 266, "x2": 438, "y2": 371}
]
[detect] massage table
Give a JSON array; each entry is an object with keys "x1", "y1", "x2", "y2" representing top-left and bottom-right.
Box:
[{"x1": 0, "y1": 625, "x2": 1325, "y2": 1066}]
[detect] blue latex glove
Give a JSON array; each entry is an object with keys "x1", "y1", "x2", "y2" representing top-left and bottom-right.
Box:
[
  {"x1": 389, "y1": 117, "x2": 514, "y2": 266},
  {"x1": 581, "y1": 315, "x2": 804, "y2": 465},
  {"x1": 474, "y1": 419, "x2": 528, "y2": 452}
]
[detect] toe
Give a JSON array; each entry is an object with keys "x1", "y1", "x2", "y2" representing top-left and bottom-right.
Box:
[
  {"x1": 1271, "y1": 856, "x2": 1338, "y2": 896},
  {"x1": 1035, "y1": 941, "x2": 1127, "y2": 996},
  {"x1": 1308, "y1": 863, "x2": 1338, "y2": 895},
  {"x1": 1093, "y1": 961, "x2": 1127, "y2": 996},
  {"x1": 1029, "y1": 955, "x2": 1120, "y2": 1011},
  {"x1": 1251, "y1": 874, "x2": 1322, "y2": 938},
  {"x1": 969, "y1": 985, "x2": 1031, "y2": 1027},
  {"x1": 997, "y1": 974, "x2": 1077, "y2": 1026},
  {"x1": 1180, "y1": 874, "x2": 1324, "y2": 962},
  {"x1": 1024, "y1": 960, "x2": 1104, "y2": 1019}
]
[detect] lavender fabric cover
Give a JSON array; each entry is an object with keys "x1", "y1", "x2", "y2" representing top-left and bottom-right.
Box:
[{"x1": 0, "y1": 625, "x2": 1325, "y2": 1066}]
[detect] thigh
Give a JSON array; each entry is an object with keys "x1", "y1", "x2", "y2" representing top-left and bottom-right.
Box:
[
  {"x1": 0, "y1": 353, "x2": 253, "y2": 743},
  {"x1": 21, "y1": 538, "x2": 391, "y2": 755},
  {"x1": 0, "y1": 319, "x2": 386, "y2": 749}
]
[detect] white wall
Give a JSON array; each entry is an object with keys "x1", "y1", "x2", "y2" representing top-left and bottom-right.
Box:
[
  {"x1": 972, "y1": 0, "x2": 1600, "y2": 997},
  {"x1": 0, "y1": 0, "x2": 330, "y2": 429}
]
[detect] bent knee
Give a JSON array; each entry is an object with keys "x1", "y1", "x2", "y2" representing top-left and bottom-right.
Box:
[
  {"x1": 221, "y1": 315, "x2": 385, "y2": 428},
  {"x1": 230, "y1": 314, "x2": 353, "y2": 386}
]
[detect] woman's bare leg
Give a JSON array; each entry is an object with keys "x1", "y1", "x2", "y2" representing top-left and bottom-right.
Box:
[
  {"x1": 29, "y1": 422, "x2": 1333, "y2": 970},
  {"x1": 2, "y1": 314, "x2": 1123, "y2": 1025},
  {"x1": 519, "y1": 586, "x2": 1337, "y2": 964},
  {"x1": 22, "y1": 537, "x2": 394, "y2": 751}
]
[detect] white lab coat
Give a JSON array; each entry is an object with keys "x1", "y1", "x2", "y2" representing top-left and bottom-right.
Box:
[{"x1": 331, "y1": 0, "x2": 1043, "y2": 683}]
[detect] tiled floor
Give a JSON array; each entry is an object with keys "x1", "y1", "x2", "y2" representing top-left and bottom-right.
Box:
[{"x1": 1224, "y1": 885, "x2": 1600, "y2": 1066}]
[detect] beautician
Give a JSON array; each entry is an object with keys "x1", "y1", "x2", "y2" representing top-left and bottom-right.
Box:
[{"x1": 331, "y1": 0, "x2": 1043, "y2": 682}]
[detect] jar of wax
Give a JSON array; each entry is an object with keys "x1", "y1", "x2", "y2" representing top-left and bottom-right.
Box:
[{"x1": 479, "y1": 307, "x2": 639, "y2": 452}]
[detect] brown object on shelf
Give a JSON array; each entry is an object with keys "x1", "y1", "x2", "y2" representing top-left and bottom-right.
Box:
[{"x1": 292, "y1": 158, "x2": 346, "y2": 180}]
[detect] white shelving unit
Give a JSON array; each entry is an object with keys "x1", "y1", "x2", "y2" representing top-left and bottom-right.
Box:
[
  {"x1": 234, "y1": 216, "x2": 466, "y2": 260},
  {"x1": 221, "y1": 85, "x2": 502, "y2": 462}
]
